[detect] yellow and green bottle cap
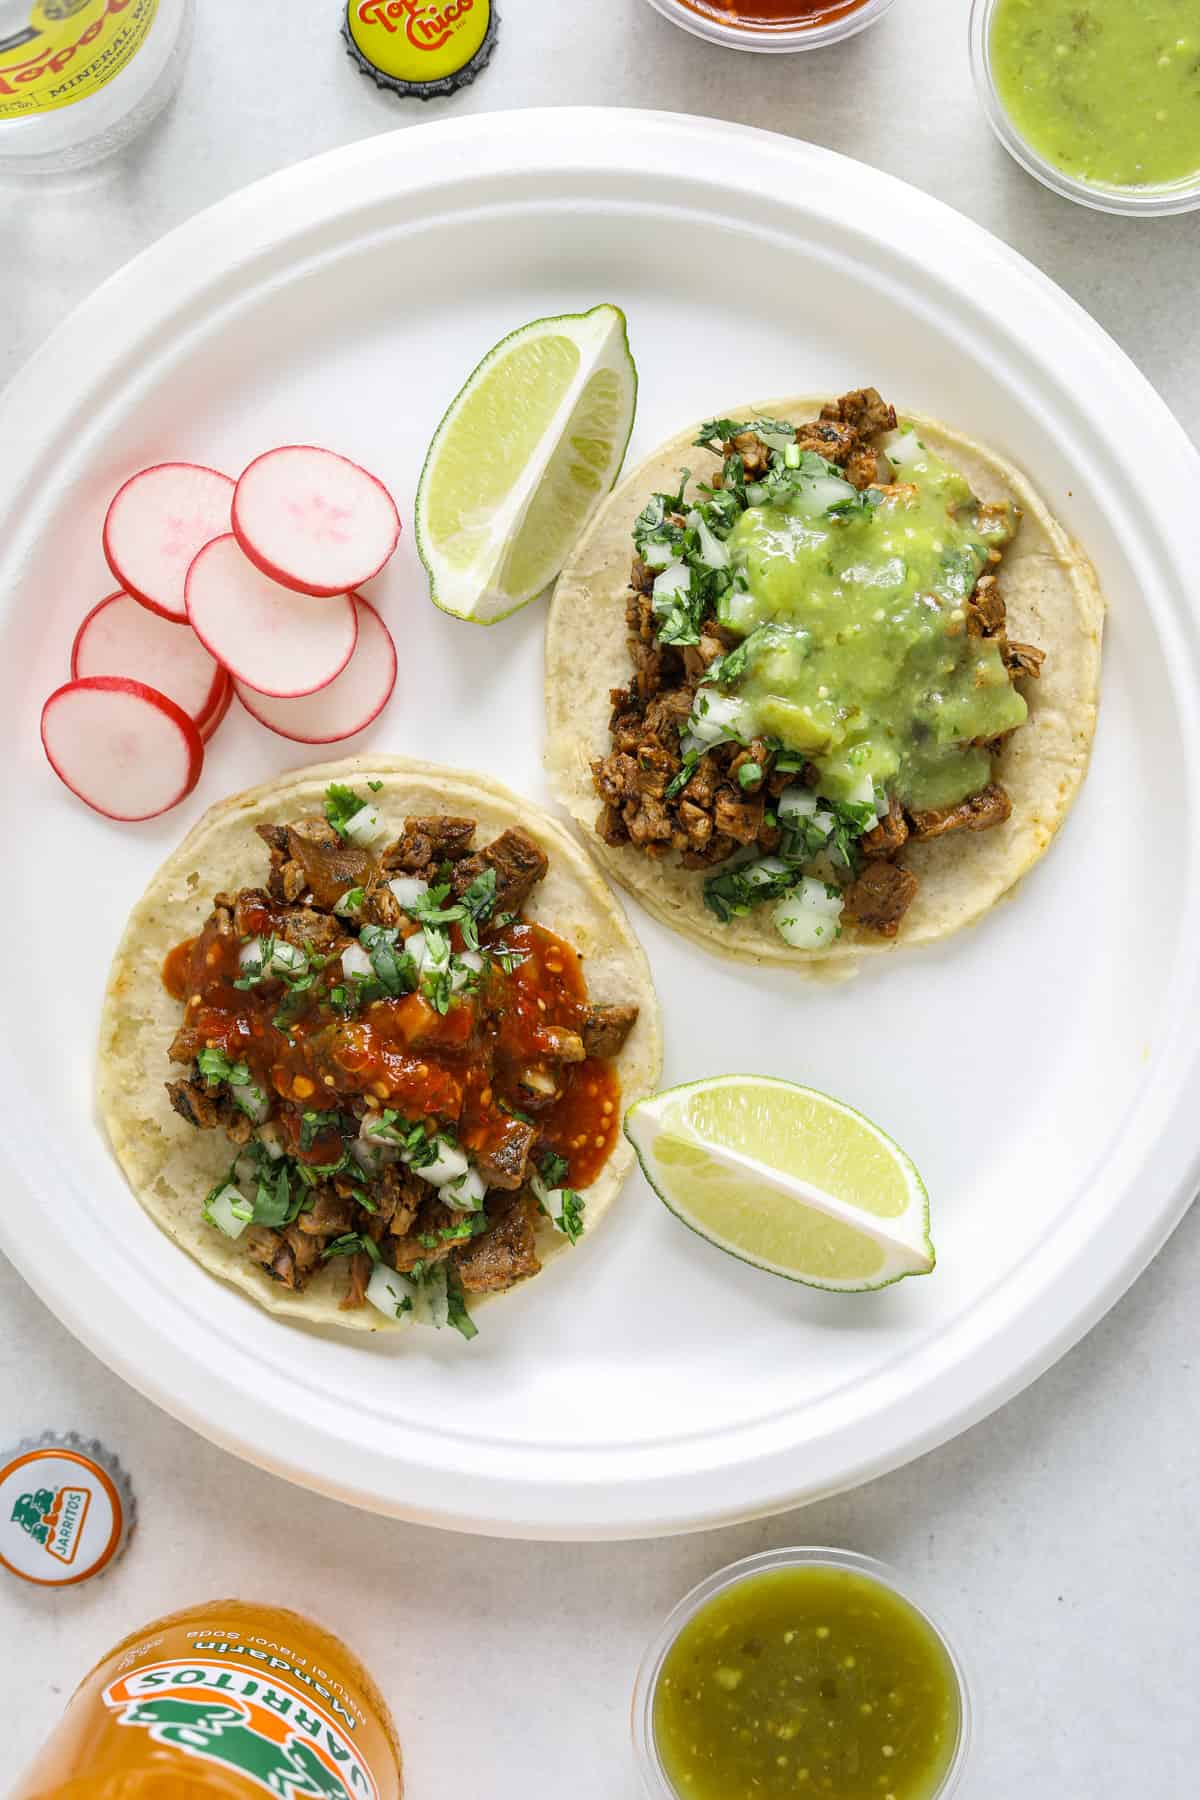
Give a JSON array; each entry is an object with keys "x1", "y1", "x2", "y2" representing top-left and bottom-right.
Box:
[{"x1": 343, "y1": 1, "x2": 499, "y2": 100}]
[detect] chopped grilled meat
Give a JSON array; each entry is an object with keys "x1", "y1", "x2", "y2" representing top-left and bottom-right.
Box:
[
  {"x1": 381, "y1": 816, "x2": 476, "y2": 875},
  {"x1": 845, "y1": 445, "x2": 881, "y2": 489},
  {"x1": 842, "y1": 861, "x2": 920, "y2": 938},
  {"x1": 635, "y1": 743, "x2": 679, "y2": 798},
  {"x1": 295, "y1": 1187, "x2": 357, "y2": 1237},
  {"x1": 278, "y1": 907, "x2": 341, "y2": 959},
  {"x1": 596, "y1": 802, "x2": 630, "y2": 847},
  {"x1": 514, "y1": 1063, "x2": 564, "y2": 1107},
  {"x1": 861, "y1": 796, "x2": 909, "y2": 859},
  {"x1": 340, "y1": 1250, "x2": 373, "y2": 1311},
  {"x1": 627, "y1": 794, "x2": 674, "y2": 850},
  {"x1": 452, "y1": 827, "x2": 549, "y2": 914},
  {"x1": 593, "y1": 751, "x2": 640, "y2": 808},
  {"x1": 966, "y1": 572, "x2": 1006, "y2": 637},
  {"x1": 360, "y1": 883, "x2": 403, "y2": 929},
  {"x1": 256, "y1": 823, "x2": 289, "y2": 855},
  {"x1": 390, "y1": 1199, "x2": 461, "y2": 1271},
  {"x1": 794, "y1": 418, "x2": 858, "y2": 464},
  {"x1": 907, "y1": 784, "x2": 1012, "y2": 841},
  {"x1": 246, "y1": 1223, "x2": 324, "y2": 1291},
  {"x1": 166, "y1": 1077, "x2": 220, "y2": 1129},
  {"x1": 581, "y1": 1003, "x2": 639, "y2": 1058},
  {"x1": 713, "y1": 790, "x2": 764, "y2": 844},
  {"x1": 630, "y1": 554, "x2": 656, "y2": 596},
  {"x1": 534, "y1": 1026, "x2": 587, "y2": 1064},
  {"x1": 723, "y1": 430, "x2": 772, "y2": 478},
  {"x1": 821, "y1": 386, "x2": 897, "y2": 438},
  {"x1": 1003, "y1": 641, "x2": 1045, "y2": 680},
  {"x1": 284, "y1": 818, "x2": 375, "y2": 911},
  {"x1": 453, "y1": 1194, "x2": 541, "y2": 1294},
  {"x1": 232, "y1": 887, "x2": 275, "y2": 938},
  {"x1": 472, "y1": 1118, "x2": 538, "y2": 1191}
]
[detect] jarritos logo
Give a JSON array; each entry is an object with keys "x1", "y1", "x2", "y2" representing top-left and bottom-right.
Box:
[
  {"x1": 102, "y1": 1661, "x2": 378, "y2": 1800},
  {"x1": 355, "y1": 0, "x2": 477, "y2": 55},
  {"x1": 10, "y1": 1481, "x2": 91, "y2": 1565}
]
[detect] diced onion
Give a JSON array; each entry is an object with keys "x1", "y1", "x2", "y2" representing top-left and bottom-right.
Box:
[
  {"x1": 758, "y1": 425, "x2": 796, "y2": 455},
  {"x1": 405, "y1": 930, "x2": 428, "y2": 971},
  {"x1": 343, "y1": 804, "x2": 384, "y2": 847},
  {"x1": 653, "y1": 560, "x2": 691, "y2": 604},
  {"x1": 366, "y1": 1262, "x2": 416, "y2": 1323},
  {"x1": 241, "y1": 936, "x2": 307, "y2": 977},
  {"x1": 795, "y1": 875, "x2": 845, "y2": 918},
  {"x1": 232, "y1": 1082, "x2": 271, "y2": 1126},
  {"x1": 687, "y1": 510, "x2": 730, "y2": 570},
  {"x1": 879, "y1": 427, "x2": 923, "y2": 469},
  {"x1": 745, "y1": 482, "x2": 766, "y2": 507},
  {"x1": 842, "y1": 771, "x2": 875, "y2": 809},
  {"x1": 795, "y1": 474, "x2": 858, "y2": 516},
  {"x1": 415, "y1": 1139, "x2": 470, "y2": 1188},
  {"x1": 443, "y1": 1166, "x2": 487, "y2": 1212},
  {"x1": 773, "y1": 902, "x2": 839, "y2": 951},
  {"x1": 778, "y1": 786, "x2": 818, "y2": 821},
  {"x1": 255, "y1": 1122, "x2": 286, "y2": 1160},
  {"x1": 333, "y1": 888, "x2": 363, "y2": 918},
  {"x1": 689, "y1": 693, "x2": 747, "y2": 746},
  {"x1": 204, "y1": 1184, "x2": 251, "y2": 1240},
  {"x1": 450, "y1": 949, "x2": 484, "y2": 994},
  {"x1": 638, "y1": 536, "x2": 675, "y2": 570},
  {"x1": 411, "y1": 1264, "x2": 450, "y2": 1330},
  {"x1": 341, "y1": 942, "x2": 374, "y2": 980},
  {"x1": 741, "y1": 856, "x2": 789, "y2": 891},
  {"x1": 388, "y1": 875, "x2": 430, "y2": 911}
]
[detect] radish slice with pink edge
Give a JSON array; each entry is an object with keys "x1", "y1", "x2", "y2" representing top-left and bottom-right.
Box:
[
  {"x1": 185, "y1": 535, "x2": 358, "y2": 698},
  {"x1": 71, "y1": 589, "x2": 228, "y2": 730},
  {"x1": 200, "y1": 673, "x2": 234, "y2": 741},
  {"x1": 104, "y1": 463, "x2": 234, "y2": 623},
  {"x1": 41, "y1": 678, "x2": 204, "y2": 821},
  {"x1": 232, "y1": 445, "x2": 401, "y2": 597},
  {"x1": 234, "y1": 595, "x2": 397, "y2": 743}
]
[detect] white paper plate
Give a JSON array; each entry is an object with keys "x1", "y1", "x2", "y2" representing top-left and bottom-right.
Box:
[{"x1": 1, "y1": 111, "x2": 1197, "y2": 1540}]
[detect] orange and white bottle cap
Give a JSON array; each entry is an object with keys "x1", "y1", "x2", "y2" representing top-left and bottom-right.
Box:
[{"x1": 0, "y1": 1434, "x2": 135, "y2": 1588}]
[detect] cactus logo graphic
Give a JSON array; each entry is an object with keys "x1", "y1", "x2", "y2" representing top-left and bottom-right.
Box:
[
  {"x1": 10, "y1": 1481, "x2": 91, "y2": 1564},
  {"x1": 103, "y1": 1662, "x2": 379, "y2": 1799}
]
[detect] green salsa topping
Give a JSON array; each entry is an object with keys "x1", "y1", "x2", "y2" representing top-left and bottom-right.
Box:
[
  {"x1": 653, "y1": 1565, "x2": 961, "y2": 1800},
  {"x1": 723, "y1": 433, "x2": 1024, "y2": 813},
  {"x1": 991, "y1": 0, "x2": 1200, "y2": 191}
]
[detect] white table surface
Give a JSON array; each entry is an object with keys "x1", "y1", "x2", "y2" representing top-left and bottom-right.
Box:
[{"x1": 2, "y1": 1, "x2": 1196, "y2": 1791}]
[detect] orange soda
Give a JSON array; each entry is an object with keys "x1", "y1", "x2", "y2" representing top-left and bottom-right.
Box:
[{"x1": 10, "y1": 1599, "x2": 403, "y2": 1799}]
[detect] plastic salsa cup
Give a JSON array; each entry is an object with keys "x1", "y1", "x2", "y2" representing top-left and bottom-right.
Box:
[
  {"x1": 642, "y1": 0, "x2": 899, "y2": 54},
  {"x1": 969, "y1": 0, "x2": 1200, "y2": 217},
  {"x1": 632, "y1": 1546, "x2": 974, "y2": 1800}
]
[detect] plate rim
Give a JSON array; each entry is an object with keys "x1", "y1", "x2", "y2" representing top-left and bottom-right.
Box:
[{"x1": 2, "y1": 106, "x2": 1198, "y2": 1538}]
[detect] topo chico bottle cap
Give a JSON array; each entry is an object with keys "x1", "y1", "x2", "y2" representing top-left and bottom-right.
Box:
[
  {"x1": 343, "y1": 0, "x2": 500, "y2": 101},
  {"x1": 0, "y1": 1433, "x2": 136, "y2": 1588}
]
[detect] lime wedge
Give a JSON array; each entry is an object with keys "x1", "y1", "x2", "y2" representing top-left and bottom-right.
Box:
[
  {"x1": 625, "y1": 1075, "x2": 934, "y2": 1293},
  {"x1": 415, "y1": 304, "x2": 637, "y2": 625}
]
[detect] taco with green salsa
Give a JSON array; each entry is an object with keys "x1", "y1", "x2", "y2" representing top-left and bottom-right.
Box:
[
  {"x1": 545, "y1": 388, "x2": 1103, "y2": 969},
  {"x1": 98, "y1": 758, "x2": 661, "y2": 1335}
]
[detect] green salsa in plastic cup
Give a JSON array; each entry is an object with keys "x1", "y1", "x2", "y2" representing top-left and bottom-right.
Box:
[
  {"x1": 970, "y1": 0, "x2": 1200, "y2": 215},
  {"x1": 633, "y1": 1548, "x2": 973, "y2": 1800}
]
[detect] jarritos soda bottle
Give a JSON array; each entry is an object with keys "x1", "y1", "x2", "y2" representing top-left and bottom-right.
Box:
[{"x1": 11, "y1": 1600, "x2": 403, "y2": 1799}]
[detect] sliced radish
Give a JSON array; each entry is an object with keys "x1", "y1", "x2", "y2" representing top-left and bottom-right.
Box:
[
  {"x1": 232, "y1": 446, "x2": 401, "y2": 598},
  {"x1": 233, "y1": 595, "x2": 396, "y2": 743},
  {"x1": 185, "y1": 535, "x2": 358, "y2": 699},
  {"x1": 104, "y1": 463, "x2": 234, "y2": 623},
  {"x1": 41, "y1": 678, "x2": 203, "y2": 821},
  {"x1": 71, "y1": 589, "x2": 227, "y2": 731},
  {"x1": 199, "y1": 673, "x2": 234, "y2": 742}
]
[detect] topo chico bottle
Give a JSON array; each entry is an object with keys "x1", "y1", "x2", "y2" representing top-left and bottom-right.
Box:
[
  {"x1": 10, "y1": 1600, "x2": 404, "y2": 1799},
  {"x1": 0, "y1": 0, "x2": 193, "y2": 174}
]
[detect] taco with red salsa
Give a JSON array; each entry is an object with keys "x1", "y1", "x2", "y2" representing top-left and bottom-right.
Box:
[{"x1": 98, "y1": 758, "x2": 660, "y2": 1337}]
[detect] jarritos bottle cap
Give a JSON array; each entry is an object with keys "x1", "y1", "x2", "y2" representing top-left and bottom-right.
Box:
[
  {"x1": 343, "y1": 0, "x2": 500, "y2": 100},
  {"x1": 0, "y1": 1433, "x2": 135, "y2": 1588}
]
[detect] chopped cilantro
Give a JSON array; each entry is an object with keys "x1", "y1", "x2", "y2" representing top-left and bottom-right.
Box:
[
  {"x1": 197, "y1": 1047, "x2": 251, "y2": 1088},
  {"x1": 324, "y1": 782, "x2": 366, "y2": 840},
  {"x1": 446, "y1": 1271, "x2": 479, "y2": 1342},
  {"x1": 555, "y1": 1189, "x2": 585, "y2": 1246},
  {"x1": 322, "y1": 1232, "x2": 381, "y2": 1263},
  {"x1": 339, "y1": 886, "x2": 365, "y2": 912},
  {"x1": 665, "y1": 750, "x2": 701, "y2": 802},
  {"x1": 367, "y1": 780, "x2": 383, "y2": 793},
  {"x1": 737, "y1": 761, "x2": 763, "y2": 791},
  {"x1": 540, "y1": 1150, "x2": 570, "y2": 1189},
  {"x1": 703, "y1": 859, "x2": 798, "y2": 923},
  {"x1": 359, "y1": 923, "x2": 417, "y2": 998},
  {"x1": 251, "y1": 1163, "x2": 296, "y2": 1229}
]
